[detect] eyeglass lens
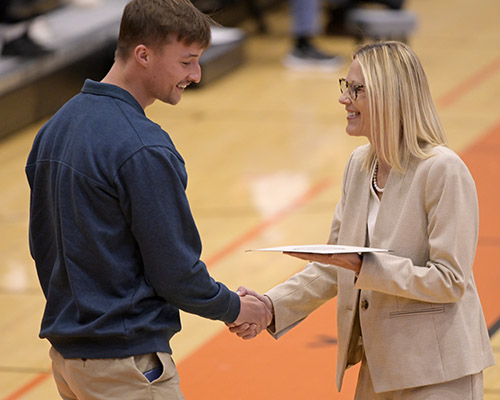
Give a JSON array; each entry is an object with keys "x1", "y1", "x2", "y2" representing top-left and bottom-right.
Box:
[{"x1": 339, "y1": 79, "x2": 360, "y2": 100}]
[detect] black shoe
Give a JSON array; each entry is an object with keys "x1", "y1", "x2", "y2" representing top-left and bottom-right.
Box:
[
  {"x1": 282, "y1": 44, "x2": 343, "y2": 71},
  {"x1": 2, "y1": 32, "x2": 51, "y2": 58}
]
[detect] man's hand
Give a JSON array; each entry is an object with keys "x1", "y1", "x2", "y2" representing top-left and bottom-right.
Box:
[
  {"x1": 228, "y1": 289, "x2": 272, "y2": 340},
  {"x1": 236, "y1": 286, "x2": 273, "y2": 312}
]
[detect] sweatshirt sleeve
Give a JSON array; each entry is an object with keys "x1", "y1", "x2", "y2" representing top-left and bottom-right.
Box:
[{"x1": 115, "y1": 146, "x2": 240, "y2": 324}]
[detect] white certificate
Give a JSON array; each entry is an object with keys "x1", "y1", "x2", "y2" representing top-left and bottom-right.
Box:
[{"x1": 247, "y1": 244, "x2": 390, "y2": 254}]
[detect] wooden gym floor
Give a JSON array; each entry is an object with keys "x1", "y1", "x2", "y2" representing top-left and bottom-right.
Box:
[{"x1": 1, "y1": 0, "x2": 499, "y2": 398}]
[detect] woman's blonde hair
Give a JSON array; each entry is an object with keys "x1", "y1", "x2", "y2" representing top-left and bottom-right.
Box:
[{"x1": 354, "y1": 41, "x2": 447, "y2": 172}]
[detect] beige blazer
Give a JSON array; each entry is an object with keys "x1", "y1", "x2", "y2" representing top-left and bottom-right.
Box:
[{"x1": 266, "y1": 144, "x2": 494, "y2": 393}]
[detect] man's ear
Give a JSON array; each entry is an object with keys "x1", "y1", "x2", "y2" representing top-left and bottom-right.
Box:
[{"x1": 134, "y1": 44, "x2": 150, "y2": 67}]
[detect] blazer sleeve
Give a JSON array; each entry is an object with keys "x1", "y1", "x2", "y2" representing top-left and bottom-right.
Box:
[
  {"x1": 266, "y1": 261, "x2": 340, "y2": 338},
  {"x1": 355, "y1": 150, "x2": 479, "y2": 303}
]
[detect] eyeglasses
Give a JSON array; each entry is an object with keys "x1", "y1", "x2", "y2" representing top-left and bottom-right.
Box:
[{"x1": 339, "y1": 78, "x2": 364, "y2": 100}]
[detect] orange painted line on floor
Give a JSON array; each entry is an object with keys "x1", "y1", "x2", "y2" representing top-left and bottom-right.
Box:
[
  {"x1": 204, "y1": 176, "x2": 334, "y2": 268},
  {"x1": 437, "y1": 55, "x2": 500, "y2": 109},
  {"x1": 3, "y1": 373, "x2": 51, "y2": 400}
]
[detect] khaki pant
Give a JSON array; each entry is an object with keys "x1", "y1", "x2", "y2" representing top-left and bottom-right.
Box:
[
  {"x1": 49, "y1": 347, "x2": 184, "y2": 400},
  {"x1": 354, "y1": 353, "x2": 483, "y2": 400}
]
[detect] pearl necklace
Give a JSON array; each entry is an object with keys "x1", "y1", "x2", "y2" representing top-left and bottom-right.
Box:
[{"x1": 372, "y1": 162, "x2": 385, "y2": 193}]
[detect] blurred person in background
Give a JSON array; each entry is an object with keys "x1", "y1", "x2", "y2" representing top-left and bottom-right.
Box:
[
  {"x1": 191, "y1": 0, "x2": 343, "y2": 71},
  {"x1": 283, "y1": 0, "x2": 343, "y2": 70}
]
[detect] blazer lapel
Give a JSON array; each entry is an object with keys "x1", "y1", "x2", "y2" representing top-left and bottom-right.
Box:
[
  {"x1": 338, "y1": 167, "x2": 371, "y2": 248},
  {"x1": 372, "y1": 158, "x2": 417, "y2": 249}
]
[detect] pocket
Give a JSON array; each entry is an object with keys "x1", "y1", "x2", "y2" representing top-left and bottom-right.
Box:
[
  {"x1": 389, "y1": 304, "x2": 445, "y2": 318},
  {"x1": 134, "y1": 352, "x2": 163, "y2": 383},
  {"x1": 154, "y1": 352, "x2": 178, "y2": 383}
]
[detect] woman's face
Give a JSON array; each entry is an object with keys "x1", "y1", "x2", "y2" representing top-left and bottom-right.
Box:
[{"x1": 339, "y1": 59, "x2": 371, "y2": 140}]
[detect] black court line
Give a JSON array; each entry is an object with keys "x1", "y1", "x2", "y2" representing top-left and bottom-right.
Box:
[{"x1": 489, "y1": 317, "x2": 500, "y2": 337}]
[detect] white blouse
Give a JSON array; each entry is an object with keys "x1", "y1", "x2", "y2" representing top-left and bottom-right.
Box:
[{"x1": 367, "y1": 163, "x2": 381, "y2": 245}]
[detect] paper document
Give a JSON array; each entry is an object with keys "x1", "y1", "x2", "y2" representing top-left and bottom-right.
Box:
[{"x1": 247, "y1": 244, "x2": 390, "y2": 254}]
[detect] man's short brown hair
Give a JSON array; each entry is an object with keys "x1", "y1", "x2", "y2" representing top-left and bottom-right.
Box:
[{"x1": 116, "y1": 0, "x2": 213, "y2": 60}]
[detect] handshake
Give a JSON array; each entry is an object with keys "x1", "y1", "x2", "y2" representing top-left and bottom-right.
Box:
[{"x1": 227, "y1": 287, "x2": 274, "y2": 340}]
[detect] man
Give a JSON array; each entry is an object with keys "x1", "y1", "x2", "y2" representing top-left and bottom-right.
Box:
[{"x1": 25, "y1": 0, "x2": 270, "y2": 398}]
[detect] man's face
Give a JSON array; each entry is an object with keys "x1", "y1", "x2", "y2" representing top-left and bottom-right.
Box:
[{"x1": 146, "y1": 38, "x2": 204, "y2": 105}]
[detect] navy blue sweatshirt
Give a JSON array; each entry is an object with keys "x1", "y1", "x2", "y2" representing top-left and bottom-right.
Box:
[{"x1": 25, "y1": 80, "x2": 240, "y2": 359}]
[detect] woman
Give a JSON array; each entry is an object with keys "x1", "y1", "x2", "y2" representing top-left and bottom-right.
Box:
[{"x1": 233, "y1": 41, "x2": 494, "y2": 398}]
